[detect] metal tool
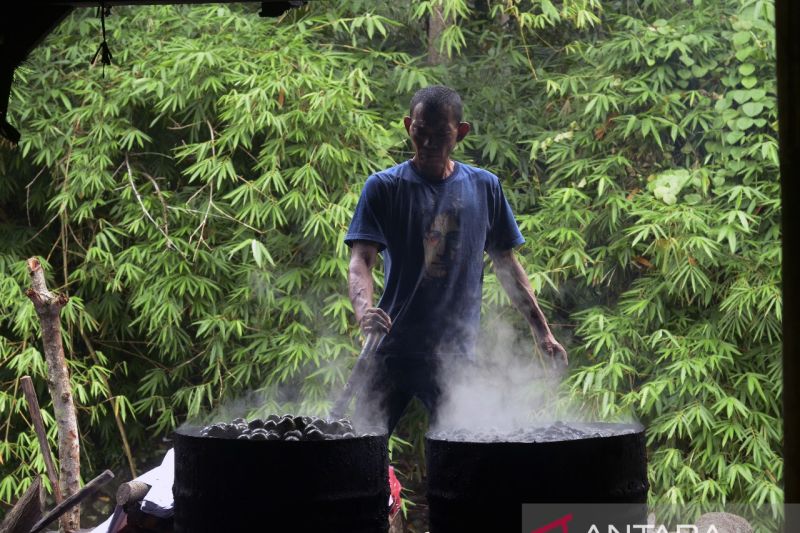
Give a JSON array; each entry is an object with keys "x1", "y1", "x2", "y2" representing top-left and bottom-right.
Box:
[{"x1": 330, "y1": 331, "x2": 386, "y2": 419}]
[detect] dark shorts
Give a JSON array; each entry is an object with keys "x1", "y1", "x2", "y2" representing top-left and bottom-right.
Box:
[{"x1": 353, "y1": 356, "x2": 442, "y2": 435}]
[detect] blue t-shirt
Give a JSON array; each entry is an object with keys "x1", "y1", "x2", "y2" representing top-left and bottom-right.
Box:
[{"x1": 345, "y1": 160, "x2": 525, "y2": 359}]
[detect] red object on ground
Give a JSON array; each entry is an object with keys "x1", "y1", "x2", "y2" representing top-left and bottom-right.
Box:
[{"x1": 388, "y1": 466, "x2": 402, "y2": 517}]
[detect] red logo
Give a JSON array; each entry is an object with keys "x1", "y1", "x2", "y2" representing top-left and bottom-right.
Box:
[{"x1": 531, "y1": 513, "x2": 573, "y2": 533}]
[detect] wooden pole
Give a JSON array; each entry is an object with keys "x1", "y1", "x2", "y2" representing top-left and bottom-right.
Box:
[
  {"x1": 24, "y1": 257, "x2": 80, "y2": 532},
  {"x1": 19, "y1": 376, "x2": 62, "y2": 503}
]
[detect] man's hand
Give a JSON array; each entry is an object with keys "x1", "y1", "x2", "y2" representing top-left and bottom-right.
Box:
[
  {"x1": 536, "y1": 331, "x2": 568, "y2": 370},
  {"x1": 490, "y1": 248, "x2": 568, "y2": 371},
  {"x1": 349, "y1": 242, "x2": 392, "y2": 340},
  {"x1": 360, "y1": 307, "x2": 392, "y2": 335}
]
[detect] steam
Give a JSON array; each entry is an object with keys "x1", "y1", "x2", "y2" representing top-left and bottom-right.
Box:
[
  {"x1": 181, "y1": 267, "x2": 633, "y2": 439},
  {"x1": 178, "y1": 336, "x2": 388, "y2": 435},
  {"x1": 432, "y1": 314, "x2": 586, "y2": 434},
  {"x1": 180, "y1": 383, "x2": 307, "y2": 429},
  {"x1": 350, "y1": 383, "x2": 389, "y2": 434}
]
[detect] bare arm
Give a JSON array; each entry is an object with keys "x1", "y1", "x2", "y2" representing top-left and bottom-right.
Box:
[
  {"x1": 489, "y1": 248, "x2": 567, "y2": 365},
  {"x1": 349, "y1": 241, "x2": 391, "y2": 334}
]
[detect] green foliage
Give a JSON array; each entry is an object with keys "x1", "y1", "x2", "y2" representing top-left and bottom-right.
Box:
[
  {"x1": 436, "y1": 0, "x2": 781, "y2": 522},
  {"x1": 1, "y1": 2, "x2": 404, "y2": 506},
  {"x1": 0, "y1": 0, "x2": 780, "y2": 526}
]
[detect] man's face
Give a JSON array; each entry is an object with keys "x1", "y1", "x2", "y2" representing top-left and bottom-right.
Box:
[
  {"x1": 405, "y1": 103, "x2": 463, "y2": 169},
  {"x1": 424, "y1": 212, "x2": 460, "y2": 279}
]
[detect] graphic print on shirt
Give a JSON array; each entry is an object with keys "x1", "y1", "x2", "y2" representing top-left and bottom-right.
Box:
[{"x1": 423, "y1": 209, "x2": 461, "y2": 280}]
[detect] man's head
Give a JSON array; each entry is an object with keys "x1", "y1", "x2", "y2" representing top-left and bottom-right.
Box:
[{"x1": 404, "y1": 86, "x2": 470, "y2": 176}]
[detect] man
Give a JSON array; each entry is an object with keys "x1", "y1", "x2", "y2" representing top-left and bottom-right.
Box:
[{"x1": 345, "y1": 85, "x2": 567, "y2": 434}]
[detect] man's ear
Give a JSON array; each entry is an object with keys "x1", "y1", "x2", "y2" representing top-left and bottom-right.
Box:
[
  {"x1": 457, "y1": 121, "x2": 471, "y2": 142},
  {"x1": 403, "y1": 116, "x2": 412, "y2": 134}
]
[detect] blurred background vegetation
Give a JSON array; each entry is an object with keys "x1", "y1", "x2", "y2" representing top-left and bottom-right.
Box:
[{"x1": 0, "y1": 0, "x2": 780, "y2": 529}]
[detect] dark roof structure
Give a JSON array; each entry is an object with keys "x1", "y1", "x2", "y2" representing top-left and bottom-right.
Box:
[
  {"x1": 0, "y1": 1, "x2": 304, "y2": 145},
  {"x1": 0, "y1": 4, "x2": 73, "y2": 144}
]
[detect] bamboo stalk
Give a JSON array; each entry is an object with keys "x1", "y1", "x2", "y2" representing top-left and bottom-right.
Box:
[{"x1": 80, "y1": 331, "x2": 137, "y2": 479}]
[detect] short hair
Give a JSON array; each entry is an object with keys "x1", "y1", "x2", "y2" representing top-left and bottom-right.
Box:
[{"x1": 409, "y1": 85, "x2": 463, "y2": 123}]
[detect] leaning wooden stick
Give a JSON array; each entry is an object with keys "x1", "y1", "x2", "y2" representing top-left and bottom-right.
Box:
[
  {"x1": 25, "y1": 257, "x2": 80, "y2": 532},
  {"x1": 28, "y1": 470, "x2": 114, "y2": 533},
  {"x1": 20, "y1": 376, "x2": 62, "y2": 504}
]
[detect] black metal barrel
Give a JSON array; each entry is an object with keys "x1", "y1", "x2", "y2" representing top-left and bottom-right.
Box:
[
  {"x1": 174, "y1": 427, "x2": 389, "y2": 533},
  {"x1": 426, "y1": 422, "x2": 648, "y2": 533}
]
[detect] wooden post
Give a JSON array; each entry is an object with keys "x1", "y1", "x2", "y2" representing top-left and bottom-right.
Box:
[
  {"x1": 24, "y1": 257, "x2": 80, "y2": 532},
  {"x1": 20, "y1": 376, "x2": 62, "y2": 503}
]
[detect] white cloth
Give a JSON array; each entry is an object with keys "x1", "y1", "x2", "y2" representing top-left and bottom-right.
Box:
[
  {"x1": 137, "y1": 449, "x2": 174, "y2": 518},
  {"x1": 90, "y1": 448, "x2": 175, "y2": 532}
]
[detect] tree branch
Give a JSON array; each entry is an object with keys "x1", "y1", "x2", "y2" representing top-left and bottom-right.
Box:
[
  {"x1": 124, "y1": 154, "x2": 186, "y2": 258},
  {"x1": 142, "y1": 171, "x2": 170, "y2": 242},
  {"x1": 24, "y1": 257, "x2": 80, "y2": 532}
]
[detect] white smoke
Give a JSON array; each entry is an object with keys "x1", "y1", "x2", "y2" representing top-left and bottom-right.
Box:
[
  {"x1": 431, "y1": 314, "x2": 579, "y2": 434},
  {"x1": 178, "y1": 340, "x2": 388, "y2": 435}
]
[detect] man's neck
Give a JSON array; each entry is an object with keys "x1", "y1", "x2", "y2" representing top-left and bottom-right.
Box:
[{"x1": 411, "y1": 157, "x2": 455, "y2": 181}]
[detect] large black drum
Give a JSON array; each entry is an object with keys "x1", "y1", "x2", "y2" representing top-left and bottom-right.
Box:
[
  {"x1": 173, "y1": 427, "x2": 389, "y2": 533},
  {"x1": 426, "y1": 422, "x2": 648, "y2": 533}
]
